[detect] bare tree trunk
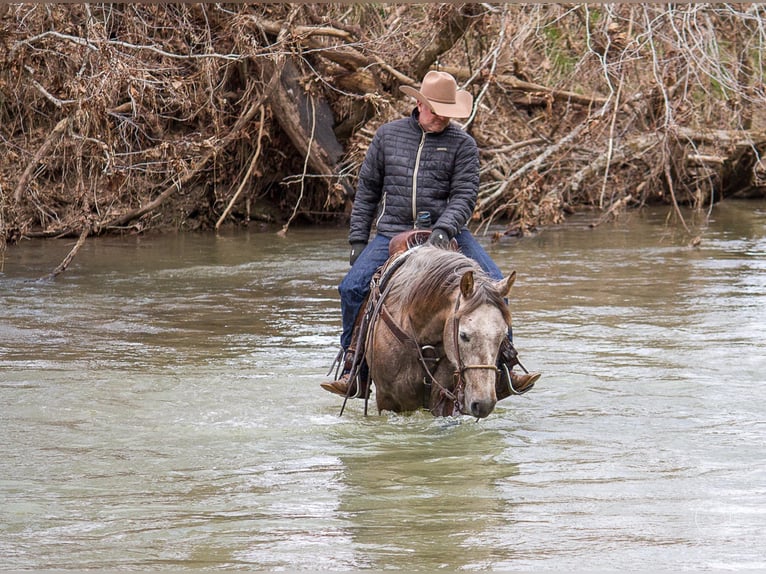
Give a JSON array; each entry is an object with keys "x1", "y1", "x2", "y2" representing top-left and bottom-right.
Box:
[
  {"x1": 410, "y1": 5, "x2": 481, "y2": 81},
  {"x1": 267, "y1": 57, "x2": 345, "y2": 190}
]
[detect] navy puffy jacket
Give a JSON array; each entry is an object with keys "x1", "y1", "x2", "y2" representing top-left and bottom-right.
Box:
[{"x1": 348, "y1": 110, "x2": 479, "y2": 244}]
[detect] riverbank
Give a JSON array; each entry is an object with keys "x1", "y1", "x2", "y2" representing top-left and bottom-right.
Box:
[{"x1": 2, "y1": 4, "x2": 764, "y2": 255}]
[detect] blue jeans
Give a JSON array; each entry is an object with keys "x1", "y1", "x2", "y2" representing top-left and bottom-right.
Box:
[{"x1": 338, "y1": 229, "x2": 508, "y2": 350}]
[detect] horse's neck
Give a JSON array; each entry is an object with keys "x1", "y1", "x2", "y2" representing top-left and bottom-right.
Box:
[{"x1": 405, "y1": 299, "x2": 453, "y2": 345}]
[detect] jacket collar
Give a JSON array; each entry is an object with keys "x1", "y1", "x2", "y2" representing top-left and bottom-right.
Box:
[{"x1": 409, "y1": 108, "x2": 451, "y2": 135}]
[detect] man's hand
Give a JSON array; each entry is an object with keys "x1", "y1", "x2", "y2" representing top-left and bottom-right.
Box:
[
  {"x1": 427, "y1": 228, "x2": 450, "y2": 249},
  {"x1": 349, "y1": 242, "x2": 367, "y2": 265}
]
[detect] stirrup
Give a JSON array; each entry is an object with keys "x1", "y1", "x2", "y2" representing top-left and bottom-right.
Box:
[{"x1": 500, "y1": 363, "x2": 538, "y2": 395}]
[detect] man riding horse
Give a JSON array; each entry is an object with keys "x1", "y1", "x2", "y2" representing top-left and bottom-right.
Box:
[{"x1": 322, "y1": 70, "x2": 541, "y2": 401}]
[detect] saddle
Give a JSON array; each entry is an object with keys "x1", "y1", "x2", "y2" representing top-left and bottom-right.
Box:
[
  {"x1": 388, "y1": 229, "x2": 431, "y2": 257},
  {"x1": 387, "y1": 229, "x2": 458, "y2": 257}
]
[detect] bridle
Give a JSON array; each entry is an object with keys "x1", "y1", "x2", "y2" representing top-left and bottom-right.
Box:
[
  {"x1": 411, "y1": 291, "x2": 500, "y2": 416},
  {"x1": 447, "y1": 293, "x2": 501, "y2": 413}
]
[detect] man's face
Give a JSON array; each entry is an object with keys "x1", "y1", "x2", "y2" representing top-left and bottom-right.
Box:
[{"x1": 417, "y1": 102, "x2": 451, "y2": 133}]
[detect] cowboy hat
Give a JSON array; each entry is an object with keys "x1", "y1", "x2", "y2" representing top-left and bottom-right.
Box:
[{"x1": 400, "y1": 71, "x2": 473, "y2": 119}]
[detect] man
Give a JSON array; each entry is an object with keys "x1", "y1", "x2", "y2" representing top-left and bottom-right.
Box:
[{"x1": 322, "y1": 70, "x2": 540, "y2": 399}]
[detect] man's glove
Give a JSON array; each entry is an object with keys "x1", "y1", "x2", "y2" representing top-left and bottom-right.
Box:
[
  {"x1": 427, "y1": 227, "x2": 450, "y2": 249},
  {"x1": 349, "y1": 242, "x2": 367, "y2": 265}
]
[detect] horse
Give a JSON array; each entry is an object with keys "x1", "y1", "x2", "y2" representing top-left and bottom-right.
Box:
[{"x1": 351, "y1": 242, "x2": 516, "y2": 419}]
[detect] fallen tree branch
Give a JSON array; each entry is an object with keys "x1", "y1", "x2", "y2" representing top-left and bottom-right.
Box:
[
  {"x1": 267, "y1": 56, "x2": 343, "y2": 192},
  {"x1": 251, "y1": 15, "x2": 414, "y2": 85},
  {"x1": 441, "y1": 65, "x2": 609, "y2": 107},
  {"x1": 410, "y1": 5, "x2": 479, "y2": 81},
  {"x1": 476, "y1": 116, "x2": 594, "y2": 213},
  {"x1": 461, "y1": 6, "x2": 507, "y2": 131},
  {"x1": 24, "y1": 66, "x2": 77, "y2": 108},
  {"x1": 36, "y1": 224, "x2": 90, "y2": 281},
  {"x1": 99, "y1": 8, "x2": 298, "y2": 234},
  {"x1": 303, "y1": 37, "x2": 415, "y2": 89},
  {"x1": 249, "y1": 17, "x2": 353, "y2": 41},
  {"x1": 215, "y1": 104, "x2": 266, "y2": 230},
  {"x1": 16, "y1": 29, "x2": 243, "y2": 61},
  {"x1": 589, "y1": 194, "x2": 633, "y2": 228},
  {"x1": 100, "y1": 87, "x2": 270, "y2": 231},
  {"x1": 570, "y1": 133, "x2": 659, "y2": 194},
  {"x1": 279, "y1": 95, "x2": 316, "y2": 237},
  {"x1": 674, "y1": 126, "x2": 765, "y2": 147},
  {"x1": 14, "y1": 117, "x2": 69, "y2": 204},
  {"x1": 665, "y1": 160, "x2": 691, "y2": 234},
  {"x1": 688, "y1": 153, "x2": 726, "y2": 166}
]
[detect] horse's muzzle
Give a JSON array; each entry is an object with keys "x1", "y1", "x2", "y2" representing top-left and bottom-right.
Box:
[{"x1": 468, "y1": 398, "x2": 496, "y2": 419}]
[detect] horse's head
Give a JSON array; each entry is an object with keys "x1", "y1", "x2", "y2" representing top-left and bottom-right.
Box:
[{"x1": 442, "y1": 269, "x2": 516, "y2": 418}]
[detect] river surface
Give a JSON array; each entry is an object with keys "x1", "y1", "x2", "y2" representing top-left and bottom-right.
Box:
[{"x1": 1, "y1": 200, "x2": 765, "y2": 571}]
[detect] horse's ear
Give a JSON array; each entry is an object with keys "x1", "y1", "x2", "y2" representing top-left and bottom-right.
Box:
[
  {"x1": 460, "y1": 271, "x2": 475, "y2": 297},
  {"x1": 497, "y1": 270, "x2": 516, "y2": 298}
]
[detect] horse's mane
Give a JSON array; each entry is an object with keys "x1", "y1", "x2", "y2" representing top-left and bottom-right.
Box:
[{"x1": 386, "y1": 245, "x2": 511, "y2": 324}]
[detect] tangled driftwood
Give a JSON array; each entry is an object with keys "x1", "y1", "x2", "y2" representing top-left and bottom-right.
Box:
[{"x1": 1, "y1": 3, "x2": 764, "y2": 269}]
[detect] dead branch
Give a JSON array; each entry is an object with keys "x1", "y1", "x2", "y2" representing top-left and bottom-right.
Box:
[
  {"x1": 216, "y1": 105, "x2": 266, "y2": 230},
  {"x1": 24, "y1": 66, "x2": 77, "y2": 108},
  {"x1": 13, "y1": 117, "x2": 69, "y2": 204},
  {"x1": 248, "y1": 17, "x2": 353, "y2": 41},
  {"x1": 665, "y1": 160, "x2": 691, "y2": 234},
  {"x1": 101, "y1": 83, "x2": 272, "y2": 231},
  {"x1": 674, "y1": 126, "x2": 765, "y2": 147},
  {"x1": 267, "y1": 57, "x2": 342, "y2": 188},
  {"x1": 476, "y1": 113, "x2": 599, "y2": 213},
  {"x1": 2, "y1": 3, "x2": 765, "y2": 246},
  {"x1": 36, "y1": 224, "x2": 90, "y2": 281},
  {"x1": 569, "y1": 133, "x2": 659, "y2": 195},
  {"x1": 410, "y1": 5, "x2": 480, "y2": 81},
  {"x1": 279, "y1": 93, "x2": 317, "y2": 237},
  {"x1": 17, "y1": 29, "x2": 243, "y2": 61},
  {"x1": 589, "y1": 194, "x2": 634, "y2": 228},
  {"x1": 441, "y1": 65, "x2": 609, "y2": 107}
]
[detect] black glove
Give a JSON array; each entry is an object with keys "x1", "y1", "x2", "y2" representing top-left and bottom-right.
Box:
[
  {"x1": 427, "y1": 227, "x2": 450, "y2": 249},
  {"x1": 349, "y1": 242, "x2": 367, "y2": 265}
]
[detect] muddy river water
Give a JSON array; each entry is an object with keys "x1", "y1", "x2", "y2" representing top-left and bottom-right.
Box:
[{"x1": 1, "y1": 200, "x2": 765, "y2": 570}]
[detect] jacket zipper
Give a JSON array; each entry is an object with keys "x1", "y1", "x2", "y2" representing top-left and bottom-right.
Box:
[
  {"x1": 375, "y1": 192, "x2": 387, "y2": 230},
  {"x1": 411, "y1": 129, "x2": 426, "y2": 227}
]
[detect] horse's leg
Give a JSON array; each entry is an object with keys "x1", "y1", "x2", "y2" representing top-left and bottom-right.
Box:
[{"x1": 428, "y1": 359, "x2": 460, "y2": 416}]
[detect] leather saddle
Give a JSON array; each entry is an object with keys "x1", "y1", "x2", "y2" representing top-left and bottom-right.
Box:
[{"x1": 388, "y1": 229, "x2": 458, "y2": 257}]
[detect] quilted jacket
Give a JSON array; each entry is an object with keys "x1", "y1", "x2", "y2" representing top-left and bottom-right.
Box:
[{"x1": 348, "y1": 109, "x2": 480, "y2": 244}]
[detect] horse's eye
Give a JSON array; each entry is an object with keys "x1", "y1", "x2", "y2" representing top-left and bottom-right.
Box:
[{"x1": 460, "y1": 332, "x2": 470, "y2": 342}]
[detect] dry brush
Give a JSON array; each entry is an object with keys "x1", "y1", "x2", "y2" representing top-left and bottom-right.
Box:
[{"x1": 1, "y1": 3, "x2": 764, "y2": 261}]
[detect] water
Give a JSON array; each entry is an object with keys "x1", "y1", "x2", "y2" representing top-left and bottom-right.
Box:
[{"x1": 1, "y1": 201, "x2": 765, "y2": 570}]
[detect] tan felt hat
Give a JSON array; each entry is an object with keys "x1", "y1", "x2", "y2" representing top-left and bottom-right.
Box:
[{"x1": 400, "y1": 70, "x2": 473, "y2": 119}]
